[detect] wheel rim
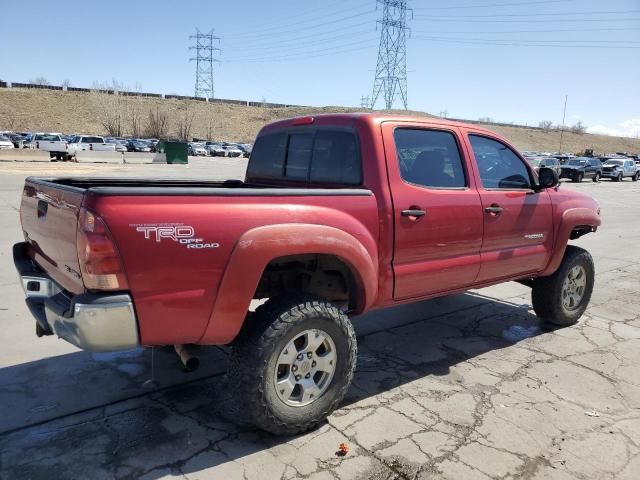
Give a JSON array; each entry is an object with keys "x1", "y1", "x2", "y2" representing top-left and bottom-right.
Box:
[
  {"x1": 561, "y1": 265, "x2": 587, "y2": 311},
  {"x1": 273, "y1": 328, "x2": 337, "y2": 407}
]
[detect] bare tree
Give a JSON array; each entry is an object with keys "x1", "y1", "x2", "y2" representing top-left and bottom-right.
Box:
[
  {"x1": 478, "y1": 117, "x2": 494, "y2": 123},
  {"x1": 130, "y1": 107, "x2": 142, "y2": 138},
  {"x1": 145, "y1": 107, "x2": 169, "y2": 138},
  {"x1": 538, "y1": 120, "x2": 553, "y2": 132},
  {"x1": 570, "y1": 121, "x2": 587, "y2": 135},
  {"x1": 90, "y1": 79, "x2": 132, "y2": 136},
  {"x1": 61, "y1": 79, "x2": 72, "y2": 88},
  {"x1": 30, "y1": 76, "x2": 50, "y2": 86},
  {"x1": 176, "y1": 108, "x2": 195, "y2": 142}
]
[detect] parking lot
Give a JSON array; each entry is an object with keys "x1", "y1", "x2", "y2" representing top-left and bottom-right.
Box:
[{"x1": 0, "y1": 158, "x2": 639, "y2": 479}]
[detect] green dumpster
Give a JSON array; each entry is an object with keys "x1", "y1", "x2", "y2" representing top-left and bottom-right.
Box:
[{"x1": 156, "y1": 140, "x2": 188, "y2": 164}]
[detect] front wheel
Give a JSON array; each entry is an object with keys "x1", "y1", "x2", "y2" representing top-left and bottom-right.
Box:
[
  {"x1": 531, "y1": 246, "x2": 594, "y2": 326},
  {"x1": 593, "y1": 172, "x2": 600, "y2": 182},
  {"x1": 229, "y1": 295, "x2": 357, "y2": 435},
  {"x1": 616, "y1": 173, "x2": 623, "y2": 182}
]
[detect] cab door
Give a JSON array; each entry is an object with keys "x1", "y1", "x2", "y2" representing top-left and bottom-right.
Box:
[
  {"x1": 464, "y1": 133, "x2": 554, "y2": 283},
  {"x1": 382, "y1": 123, "x2": 483, "y2": 300}
]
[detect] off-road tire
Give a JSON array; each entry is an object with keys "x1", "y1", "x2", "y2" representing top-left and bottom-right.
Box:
[
  {"x1": 592, "y1": 172, "x2": 600, "y2": 182},
  {"x1": 229, "y1": 294, "x2": 357, "y2": 435},
  {"x1": 531, "y1": 246, "x2": 594, "y2": 326}
]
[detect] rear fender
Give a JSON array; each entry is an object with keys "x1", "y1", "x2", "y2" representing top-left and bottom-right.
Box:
[
  {"x1": 198, "y1": 224, "x2": 378, "y2": 344},
  {"x1": 540, "y1": 207, "x2": 600, "y2": 276}
]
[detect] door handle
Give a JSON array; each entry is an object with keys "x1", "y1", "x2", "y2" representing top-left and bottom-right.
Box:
[
  {"x1": 401, "y1": 209, "x2": 426, "y2": 218},
  {"x1": 484, "y1": 204, "x2": 503, "y2": 215}
]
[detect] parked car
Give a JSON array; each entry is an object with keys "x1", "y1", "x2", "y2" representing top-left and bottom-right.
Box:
[
  {"x1": 188, "y1": 143, "x2": 207, "y2": 156},
  {"x1": 236, "y1": 143, "x2": 253, "y2": 157},
  {"x1": 222, "y1": 143, "x2": 243, "y2": 158},
  {"x1": 0, "y1": 134, "x2": 15, "y2": 150},
  {"x1": 205, "y1": 142, "x2": 226, "y2": 157},
  {"x1": 14, "y1": 113, "x2": 601, "y2": 436},
  {"x1": 105, "y1": 138, "x2": 127, "y2": 153},
  {"x1": 559, "y1": 157, "x2": 603, "y2": 183},
  {"x1": 527, "y1": 156, "x2": 561, "y2": 177},
  {"x1": 129, "y1": 140, "x2": 152, "y2": 153},
  {"x1": 67, "y1": 135, "x2": 117, "y2": 156},
  {"x1": 601, "y1": 158, "x2": 639, "y2": 182},
  {"x1": 32, "y1": 133, "x2": 70, "y2": 161}
]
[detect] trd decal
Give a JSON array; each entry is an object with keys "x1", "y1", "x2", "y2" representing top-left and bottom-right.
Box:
[
  {"x1": 130, "y1": 223, "x2": 219, "y2": 249},
  {"x1": 524, "y1": 233, "x2": 544, "y2": 240}
]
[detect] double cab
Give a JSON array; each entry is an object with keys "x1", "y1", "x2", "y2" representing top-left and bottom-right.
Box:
[{"x1": 14, "y1": 113, "x2": 601, "y2": 434}]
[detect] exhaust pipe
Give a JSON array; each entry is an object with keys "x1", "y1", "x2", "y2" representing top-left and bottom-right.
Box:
[{"x1": 174, "y1": 344, "x2": 200, "y2": 371}]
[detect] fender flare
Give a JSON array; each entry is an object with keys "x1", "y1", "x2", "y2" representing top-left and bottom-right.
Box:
[
  {"x1": 540, "y1": 207, "x2": 601, "y2": 277},
  {"x1": 198, "y1": 223, "x2": 378, "y2": 344}
]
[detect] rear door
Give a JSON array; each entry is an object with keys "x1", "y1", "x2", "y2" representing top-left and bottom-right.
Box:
[
  {"x1": 464, "y1": 133, "x2": 554, "y2": 283},
  {"x1": 382, "y1": 123, "x2": 483, "y2": 300}
]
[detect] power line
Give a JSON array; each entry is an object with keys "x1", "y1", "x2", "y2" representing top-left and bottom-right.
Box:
[
  {"x1": 370, "y1": 0, "x2": 412, "y2": 110},
  {"x1": 411, "y1": 16, "x2": 640, "y2": 23},
  {"x1": 189, "y1": 29, "x2": 221, "y2": 100},
  {"x1": 411, "y1": 27, "x2": 639, "y2": 34},
  {"x1": 222, "y1": 9, "x2": 376, "y2": 42},
  {"x1": 414, "y1": 9, "x2": 640, "y2": 18},
  {"x1": 221, "y1": 2, "x2": 372, "y2": 38},
  {"x1": 412, "y1": 37, "x2": 640, "y2": 48},
  {"x1": 224, "y1": 42, "x2": 377, "y2": 64},
  {"x1": 413, "y1": 35, "x2": 640, "y2": 44},
  {"x1": 224, "y1": 28, "x2": 374, "y2": 53},
  {"x1": 414, "y1": 0, "x2": 575, "y2": 10}
]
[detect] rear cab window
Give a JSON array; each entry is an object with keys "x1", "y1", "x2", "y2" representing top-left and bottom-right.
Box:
[
  {"x1": 393, "y1": 128, "x2": 467, "y2": 189},
  {"x1": 247, "y1": 128, "x2": 362, "y2": 186}
]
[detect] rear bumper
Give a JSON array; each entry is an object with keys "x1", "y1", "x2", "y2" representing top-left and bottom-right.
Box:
[{"x1": 13, "y1": 242, "x2": 139, "y2": 352}]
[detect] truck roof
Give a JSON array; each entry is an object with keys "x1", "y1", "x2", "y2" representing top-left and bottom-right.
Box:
[{"x1": 260, "y1": 112, "x2": 496, "y2": 136}]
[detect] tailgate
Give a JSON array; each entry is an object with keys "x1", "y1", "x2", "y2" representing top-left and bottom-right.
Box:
[{"x1": 20, "y1": 179, "x2": 85, "y2": 294}]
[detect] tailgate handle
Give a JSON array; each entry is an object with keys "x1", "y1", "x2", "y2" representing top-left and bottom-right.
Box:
[{"x1": 37, "y1": 200, "x2": 48, "y2": 219}]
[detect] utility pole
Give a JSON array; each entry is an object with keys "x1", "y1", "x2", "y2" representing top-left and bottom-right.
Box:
[
  {"x1": 189, "y1": 29, "x2": 221, "y2": 100},
  {"x1": 360, "y1": 95, "x2": 371, "y2": 109},
  {"x1": 559, "y1": 94, "x2": 568, "y2": 153},
  {"x1": 370, "y1": 0, "x2": 412, "y2": 110}
]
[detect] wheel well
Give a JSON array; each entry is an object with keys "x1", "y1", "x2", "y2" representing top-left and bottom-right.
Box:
[
  {"x1": 253, "y1": 254, "x2": 361, "y2": 312},
  {"x1": 570, "y1": 225, "x2": 597, "y2": 240}
]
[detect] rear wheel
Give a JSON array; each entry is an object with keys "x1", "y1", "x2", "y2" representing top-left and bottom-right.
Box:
[
  {"x1": 229, "y1": 295, "x2": 357, "y2": 435},
  {"x1": 593, "y1": 172, "x2": 600, "y2": 182},
  {"x1": 531, "y1": 246, "x2": 594, "y2": 326},
  {"x1": 633, "y1": 172, "x2": 639, "y2": 182}
]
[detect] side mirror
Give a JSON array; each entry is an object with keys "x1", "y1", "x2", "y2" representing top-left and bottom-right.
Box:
[{"x1": 537, "y1": 166, "x2": 559, "y2": 190}]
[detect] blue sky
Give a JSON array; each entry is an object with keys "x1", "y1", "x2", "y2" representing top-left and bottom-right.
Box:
[{"x1": 1, "y1": 0, "x2": 639, "y2": 136}]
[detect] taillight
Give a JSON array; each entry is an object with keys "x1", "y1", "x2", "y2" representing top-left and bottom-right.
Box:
[
  {"x1": 89, "y1": 143, "x2": 93, "y2": 151},
  {"x1": 76, "y1": 208, "x2": 128, "y2": 290},
  {"x1": 36, "y1": 141, "x2": 39, "y2": 149},
  {"x1": 65, "y1": 143, "x2": 68, "y2": 150}
]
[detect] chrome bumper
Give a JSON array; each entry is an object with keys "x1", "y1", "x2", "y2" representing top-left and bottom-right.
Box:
[{"x1": 13, "y1": 242, "x2": 139, "y2": 352}]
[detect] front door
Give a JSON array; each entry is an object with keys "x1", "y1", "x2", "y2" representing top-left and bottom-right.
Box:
[
  {"x1": 382, "y1": 124, "x2": 484, "y2": 300},
  {"x1": 465, "y1": 134, "x2": 554, "y2": 283}
]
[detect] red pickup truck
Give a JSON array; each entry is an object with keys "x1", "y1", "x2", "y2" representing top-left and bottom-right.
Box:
[{"x1": 14, "y1": 113, "x2": 601, "y2": 435}]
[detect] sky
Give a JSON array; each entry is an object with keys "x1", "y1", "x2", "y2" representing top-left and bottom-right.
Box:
[{"x1": 1, "y1": 0, "x2": 639, "y2": 137}]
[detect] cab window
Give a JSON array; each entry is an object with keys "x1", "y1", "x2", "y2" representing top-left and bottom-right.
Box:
[{"x1": 469, "y1": 135, "x2": 532, "y2": 189}]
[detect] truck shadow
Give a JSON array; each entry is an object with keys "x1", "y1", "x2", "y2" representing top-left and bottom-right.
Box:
[{"x1": 0, "y1": 290, "x2": 557, "y2": 479}]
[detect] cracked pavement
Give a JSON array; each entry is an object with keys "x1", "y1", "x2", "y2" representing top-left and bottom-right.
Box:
[{"x1": 0, "y1": 160, "x2": 639, "y2": 479}]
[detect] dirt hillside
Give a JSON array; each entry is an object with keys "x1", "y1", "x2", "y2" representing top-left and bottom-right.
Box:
[{"x1": 1, "y1": 88, "x2": 638, "y2": 154}]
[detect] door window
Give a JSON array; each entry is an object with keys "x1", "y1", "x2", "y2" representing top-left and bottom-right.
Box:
[
  {"x1": 394, "y1": 128, "x2": 466, "y2": 188},
  {"x1": 469, "y1": 135, "x2": 532, "y2": 189}
]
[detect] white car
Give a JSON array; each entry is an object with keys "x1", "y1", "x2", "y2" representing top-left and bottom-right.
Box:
[
  {"x1": 32, "y1": 133, "x2": 70, "y2": 160},
  {"x1": 188, "y1": 143, "x2": 207, "y2": 156},
  {"x1": 223, "y1": 143, "x2": 243, "y2": 158},
  {"x1": 0, "y1": 134, "x2": 15, "y2": 150},
  {"x1": 67, "y1": 135, "x2": 117, "y2": 156},
  {"x1": 205, "y1": 142, "x2": 226, "y2": 157}
]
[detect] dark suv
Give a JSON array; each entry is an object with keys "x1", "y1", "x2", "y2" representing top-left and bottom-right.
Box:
[{"x1": 560, "y1": 157, "x2": 602, "y2": 182}]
